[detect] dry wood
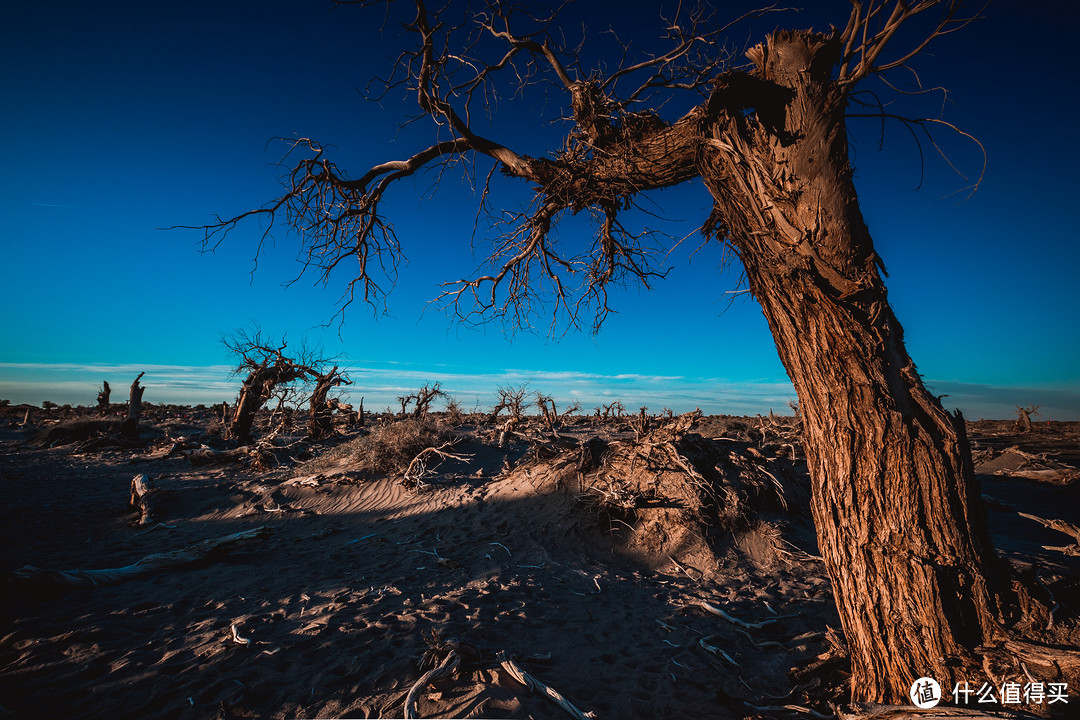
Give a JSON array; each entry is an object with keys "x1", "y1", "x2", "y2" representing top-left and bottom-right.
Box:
[
  {"x1": 747, "y1": 704, "x2": 831, "y2": 719},
  {"x1": 497, "y1": 416, "x2": 520, "y2": 448},
  {"x1": 1018, "y1": 512, "x2": 1080, "y2": 555},
  {"x1": 96, "y1": 381, "x2": 111, "y2": 414},
  {"x1": 230, "y1": 623, "x2": 251, "y2": 645},
  {"x1": 402, "y1": 442, "x2": 472, "y2": 486},
  {"x1": 1015, "y1": 405, "x2": 1040, "y2": 433},
  {"x1": 12, "y1": 527, "x2": 270, "y2": 588},
  {"x1": 224, "y1": 332, "x2": 326, "y2": 441},
  {"x1": 129, "y1": 473, "x2": 157, "y2": 526},
  {"x1": 121, "y1": 372, "x2": 145, "y2": 439},
  {"x1": 835, "y1": 702, "x2": 1034, "y2": 719},
  {"x1": 308, "y1": 365, "x2": 351, "y2": 440},
  {"x1": 698, "y1": 601, "x2": 796, "y2": 630},
  {"x1": 498, "y1": 653, "x2": 595, "y2": 720},
  {"x1": 403, "y1": 650, "x2": 459, "y2": 720},
  {"x1": 698, "y1": 635, "x2": 740, "y2": 667}
]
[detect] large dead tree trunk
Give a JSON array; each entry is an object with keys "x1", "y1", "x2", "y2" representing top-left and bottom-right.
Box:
[
  {"x1": 201, "y1": 2, "x2": 1080, "y2": 707},
  {"x1": 307, "y1": 366, "x2": 350, "y2": 441},
  {"x1": 229, "y1": 357, "x2": 305, "y2": 442},
  {"x1": 699, "y1": 30, "x2": 1009, "y2": 703}
]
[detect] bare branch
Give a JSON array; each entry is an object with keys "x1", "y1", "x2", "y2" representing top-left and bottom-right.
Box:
[
  {"x1": 188, "y1": 0, "x2": 985, "y2": 335},
  {"x1": 847, "y1": 112, "x2": 987, "y2": 196},
  {"x1": 838, "y1": 0, "x2": 986, "y2": 87}
]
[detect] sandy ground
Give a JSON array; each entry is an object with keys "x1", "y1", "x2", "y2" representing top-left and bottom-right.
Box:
[{"x1": 1, "y1": 409, "x2": 1078, "y2": 719}]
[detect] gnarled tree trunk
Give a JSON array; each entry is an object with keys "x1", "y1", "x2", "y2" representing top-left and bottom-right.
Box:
[
  {"x1": 229, "y1": 361, "x2": 305, "y2": 442},
  {"x1": 307, "y1": 365, "x2": 350, "y2": 441},
  {"x1": 699, "y1": 30, "x2": 1005, "y2": 703}
]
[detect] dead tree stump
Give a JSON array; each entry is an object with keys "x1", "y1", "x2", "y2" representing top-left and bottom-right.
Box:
[
  {"x1": 129, "y1": 473, "x2": 157, "y2": 525},
  {"x1": 308, "y1": 366, "x2": 351, "y2": 440},
  {"x1": 96, "y1": 381, "x2": 111, "y2": 415},
  {"x1": 121, "y1": 373, "x2": 145, "y2": 440}
]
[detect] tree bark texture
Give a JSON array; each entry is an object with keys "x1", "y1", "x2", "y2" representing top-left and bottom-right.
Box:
[
  {"x1": 698, "y1": 30, "x2": 1003, "y2": 703},
  {"x1": 229, "y1": 362, "x2": 304, "y2": 441},
  {"x1": 307, "y1": 366, "x2": 348, "y2": 441}
]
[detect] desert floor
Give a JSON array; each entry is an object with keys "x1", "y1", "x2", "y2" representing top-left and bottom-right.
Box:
[{"x1": 1, "y1": 406, "x2": 1079, "y2": 719}]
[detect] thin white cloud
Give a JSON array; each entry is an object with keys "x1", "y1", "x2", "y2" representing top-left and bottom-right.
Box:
[{"x1": 2, "y1": 362, "x2": 1076, "y2": 419}]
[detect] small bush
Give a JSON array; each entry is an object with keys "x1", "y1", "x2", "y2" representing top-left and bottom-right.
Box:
[
  {"x1": 297, "y1": 418, "x2": 453, "y2": 477},
  {"x1": 32, "y1": 417, "x2": 120, "y2": 446}
]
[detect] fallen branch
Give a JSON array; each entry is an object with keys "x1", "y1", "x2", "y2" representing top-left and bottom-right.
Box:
[
  {"x1": 230, "y1": 623, "x2": 251, "y2": 645},
  {"x1": 747, "y1": 703, "x2": 831, "y2": 719},
  {"x1": 402, "y1": 441, "x2": 472, "y2": 486},
  {"x1": 403, "y1": 650, "x2": 460, "y2": 720},
  {"x1": 698, "y1": 635, "x2": 740, "y2": 666},
  {"x1": 835, "y1": 702, "x2": 1034, "y2": 719},
  {"x1": 12, "y1": 527, "x2": 271, "y2": 588},
  {"x1": 1018, "y1": 512, "x2": 1080, "y2": 555},
  {"x1": 498, "y1": 652, "x2": 595, "y2": 720},
  {"x1": 1001, "y1": 468, "x2": 1080, "y2": 484},
  {"x1": 129, "y1": 473, "x2": 158, "y2": 526},
  {"x1": 698, "y1": 601, "x2": 797, "y2": 629}
]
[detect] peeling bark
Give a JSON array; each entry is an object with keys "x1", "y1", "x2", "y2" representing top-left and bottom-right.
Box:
[{"x1": 698, "y1": 30, "x2": 1006, "y2": 703}]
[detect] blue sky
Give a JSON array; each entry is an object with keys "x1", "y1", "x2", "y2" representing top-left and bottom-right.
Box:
[{"x1": 1, "y1": 0, "x2": 1078, "y2": 419}]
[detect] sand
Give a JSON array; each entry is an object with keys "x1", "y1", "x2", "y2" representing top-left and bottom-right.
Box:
[{"x1": 1, "y1": 410, "x2": 1078, "y2": 719}]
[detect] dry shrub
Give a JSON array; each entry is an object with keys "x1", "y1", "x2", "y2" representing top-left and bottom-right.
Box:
[
  {"x1": 297, "y1": 418, "x2": 453, "y2": 477},
  {"x1": 32, "y1": 417, "x2": 121, "y2": 447},
  {"x1": 511, "y1": 413, "x2": 802, "y2": 569}
]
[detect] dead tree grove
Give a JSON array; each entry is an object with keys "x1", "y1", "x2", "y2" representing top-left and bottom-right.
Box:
[
  {"x1": 199, "y1": 0, "x2": 1080, "y2": 708},
  {"x1": 224, "y1": 332, "x2": 329, "y2": 441}
]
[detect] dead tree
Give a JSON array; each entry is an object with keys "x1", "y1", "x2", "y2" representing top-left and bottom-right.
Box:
[
  {"x1": 121, "y1": 373, "x2": 145, "y2": 440},
  {"x1": 444, "y1": 396, "x2": 465, "y2": 424},
  {"x1": 490, "y1": 384, "x2": 529, "y2": 424},
  {"x1": 411, "y1": 382, "x2": 446, "y2": 418},
  {"x1": 224, "y1": 331, "x2": 317, "y2": 442},
  {"x1": 601, "y1": 401, "x2": 624, "y2": 420},
  {"x1": 308, "y1": 366, "x2": 352, "y2": 440},
  {"x1": 96, "y1": 381, "x2": 111, "y2": 415},
  {"x1": 536, "y1": 392, "x2": 560, "y2": 436},
  {"x1": 1015, "y1": 404, "x2": 1040, "y2": 433},
  {"x1": 631, "y1": 407, "x2": 650, "y2": 439},
  {"x1": 397, "y1": 383, "x2": 446, "y2": 418},
  {"x1": 198, "y1": 0, "x2": 1078, "y2": 705}
]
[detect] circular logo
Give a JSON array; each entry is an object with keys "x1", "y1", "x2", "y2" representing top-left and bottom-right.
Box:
[{"x1": 910, "y1": 677, "x2": 942, "y2": 709}]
